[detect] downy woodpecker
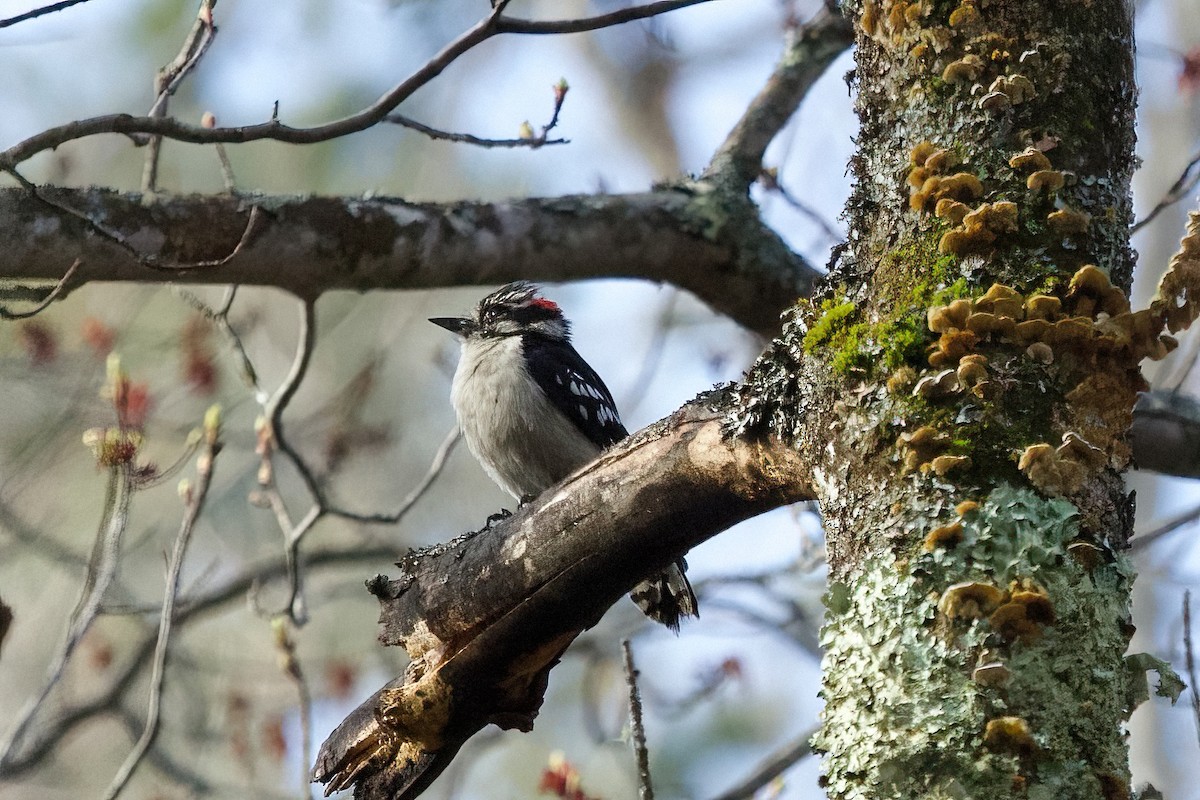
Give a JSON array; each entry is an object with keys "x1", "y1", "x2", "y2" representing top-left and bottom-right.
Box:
[{"x1": 430, "y1": 282, "x2": 697, "y2": 630}]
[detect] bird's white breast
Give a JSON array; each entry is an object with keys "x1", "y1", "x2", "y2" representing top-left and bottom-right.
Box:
[{"x1": 450, "y1": 336, "x2": 600, "y2": 498}]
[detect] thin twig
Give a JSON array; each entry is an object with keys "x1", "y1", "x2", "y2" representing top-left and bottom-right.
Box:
[
  {"x1": 1133, "y1": 149, "x2": 1200, "y2": 232},
  {"x1": 109, "y1": 707, "x2": 212, "y2": 794},
  {"x1": 331, "y1": 425, "x2": 461, "y2": 526},
  {"x1": 0, "y1": 259, "x2": 81, "y2": 319},
  {"x1": 174, "y1": 286, "x2": 260, "y2": 389},
  {"x1": 271, "y1": 618, "x2": 315, "y2": 799},
  {"x1": 214, "y1": 141, "x2": 237, "y2": 192},
  {"x1": 707, "y1": 725, "x2": 819, "y2": 800},
  {"x1": 143, "y1": 0, "x2": 219, "y2": 193},
  {"x1": 388, "y1": 74, "x2": 570, "y2": 149},
  {"x1": 1185, "y1": 591, "x2": 1200, "y2": 753},
  {"x1": 496, "y1": 0, "x2": 716, "y2": 34},
  {"x1": 5, "y1": 164, "x2": 131, "y2": 246},
  {"x1": 252, "y1": 298, "x2": 327, "y2": 623},
  {"x1": 103, "y1": 409, "x2": 223, "y2": 799},
  {"x1": 621, "y1": 640, "x2": 654, "y2": 800},
  {"x1": 174, "y1": 286, "x2": 261, "y2": 392},
  {"x1": 0, "y1": 598, "x2": 12, "y2": 658},
  {"x1": 385, "y1": 115, "x2": 567, "y2": 149},
  {"x1": 137, "y1": 204, "x2": 263, "y2": 271},
  {"x1": 1, "y1": 1, "x2": 515, "y2": 168},
  {"x1": 266, "y1": 297, "x2": 323, "y2": 505},
  {"x1": 0, "y1": 460, "x2": 134, "y2": 767},
  {"x1": 0, "y1": 0, "x2": 94, "y2": 29},
  {"x1": 147, "y1": 1, "x2": 219, "y2": 119},
  {"x1": 281, "y1": 506, "x2": 322, "y2": 625},
  {"x1": 1131, "y1": 501, "x2": 1200, "y2": 551},
  {"x1": 758, "y1": 168, "x2": 843, "y2": 244},
  {"x1": 255, "y1": 301, "x2": 459, "y2": 530}
]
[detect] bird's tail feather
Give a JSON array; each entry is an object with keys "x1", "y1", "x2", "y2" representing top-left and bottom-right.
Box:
[{"x1": 630, "y1": 558, "x2": 698, "y2": 632}]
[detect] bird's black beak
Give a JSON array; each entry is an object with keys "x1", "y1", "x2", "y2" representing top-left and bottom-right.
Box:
[{"x1": 429, "y1": 317, "x2": 472, "y2": 336}]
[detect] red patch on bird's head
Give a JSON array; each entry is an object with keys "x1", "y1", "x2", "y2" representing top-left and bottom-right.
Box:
[{"x1": 530, "y1": 298, "x2": 559, "y2": 312}]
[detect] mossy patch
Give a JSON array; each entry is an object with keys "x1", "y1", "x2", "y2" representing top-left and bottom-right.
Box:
[{"x1": 801, "y1": 277, "x2": 972, "y2": 378}]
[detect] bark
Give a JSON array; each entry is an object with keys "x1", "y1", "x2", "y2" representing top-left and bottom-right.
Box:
[
  {"x1": 311, "y1": 400, "x2": 812, "y2": 798},
  {"x1": 0, "y1": 186, "x2": 816, "y2": 336},
  {"x1": 727, "y1": 0, "x2": 1174, "y2": 797}
]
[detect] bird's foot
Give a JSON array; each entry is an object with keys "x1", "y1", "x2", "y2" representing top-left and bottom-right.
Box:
[{"x1": 485, "y1": 508, "x2": 513, "y2": 527}]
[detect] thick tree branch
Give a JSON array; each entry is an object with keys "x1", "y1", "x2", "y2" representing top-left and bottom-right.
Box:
[
  {"x1": 0, "y1": 187, "x2": 816, "y2": 334},
  {"x1": 1131, "y1": 390, "x2": 1200, "y2": 478},
  {"x1": 312, "y1": 396, "x2": 813, "y2": 799},
  {"x1": 704, "y1": 8, "x2": 854, "y2": 189}
]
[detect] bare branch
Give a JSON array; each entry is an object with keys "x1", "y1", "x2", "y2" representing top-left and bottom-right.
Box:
[
  {"x1": 0, "y1": 2, "x2": 513, "y2": 169},
  {"x1": 328, "y1": 426, "x2": 461, "y2": 526},
  {"x1": 279, "y1": 507, "x2": 321, "y2": 625},
  {"x1": 1133, "y1": 149, "x2": 1200, "y2": 232},
  {"x1": 103, "y1": 409, "x2": 223, "y2": 799},
  {"x1": 386, "y1": 78, "x2": 569, "y2": 149},
  {"x1": 0, "y1": 461, "x2": 134, "y2": 767},
  {"x1": 1, "y1": 0, "x2": 710, "y2": 171},
  {"x1": 5, "y1": 167, "x2": 266, "y2": 272},
  {"x1": 385, "y1": 115, "x2": 567, "y2": 148},
  {"x1": 272, "y1": 618, "x2": 315, "y2": 799},
  {"x1": 245, "y1": 298, "x2": 329, "y2": 623},
  {"x1": 111, "y1": 707, "x2": 212, "y2": 794},
  {"x1": 143, "y1": 0, "x2": 220, "y2": 193},
  {"x1": 1185, "y1": 591, "x2": 1200, "y2": 753},
  {"x1": 174, "y1": 286, "x2": 261, "y2": 390},
  {"x1": 708, "y1": 725, "x2": 819, "y2": 800},
  {"x1": 0, "y1": 0, "x2": 94, "y2": 29},
  {"x1": 0, "y1": 541, "x2": 399, "y2": 778},
  {"x1": 0, "y1": 258, "x2": 80, "y2": 320},
  {"x1": 758, "y1": 168, "x2": 844, "y2": 244},
  {"x1": 495, "y1": 0, "x2": 719, "y2": 35},
  {"x1": 266, "y1": 298, "x2": 322, "y2": 504},
  {"x1": 703, "y1": 8, "x2": 854, "y2": 189},
  {"x1": 622, "y1": 640, "x2": 654, "y2": 800},
  {"x1": 0, "y1": 187, "x2": 817, "y2": 335},
  {"x1": 1132, "y1": 500, "x2": 1200, "y2": 552}
]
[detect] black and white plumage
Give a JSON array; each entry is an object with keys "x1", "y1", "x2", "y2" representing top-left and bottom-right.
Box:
[{"x1": 430, "y1": 281, "x2": 697, "y2": 631}]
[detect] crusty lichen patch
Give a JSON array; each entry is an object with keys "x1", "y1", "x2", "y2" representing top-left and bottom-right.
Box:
[{"x1": 815, "y1": 486, "x2": 1140, "y2": 799}]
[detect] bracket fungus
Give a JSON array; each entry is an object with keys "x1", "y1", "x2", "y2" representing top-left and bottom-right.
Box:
[{"x1": 938, "y1": 581, "x2": 1006, "y2": 620}]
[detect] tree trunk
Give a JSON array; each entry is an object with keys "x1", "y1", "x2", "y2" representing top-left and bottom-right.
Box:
[{"x1": 732, "y1": 1, "x2": 1155, "y2": 796}]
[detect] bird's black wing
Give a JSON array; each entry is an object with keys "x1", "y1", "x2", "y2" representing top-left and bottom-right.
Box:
[{"x1": 522, "y1": 335, "x2": 628, "y2": 448}]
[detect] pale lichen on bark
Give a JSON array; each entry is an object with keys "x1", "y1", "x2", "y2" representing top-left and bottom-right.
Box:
[{"x1": 815, "y1": 487, "x2": 1140, "y2": 799}]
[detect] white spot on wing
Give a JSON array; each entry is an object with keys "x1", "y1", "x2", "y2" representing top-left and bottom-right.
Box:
[{"x1": 578, "y1": 404, "x2": 589, "y2": 419}]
